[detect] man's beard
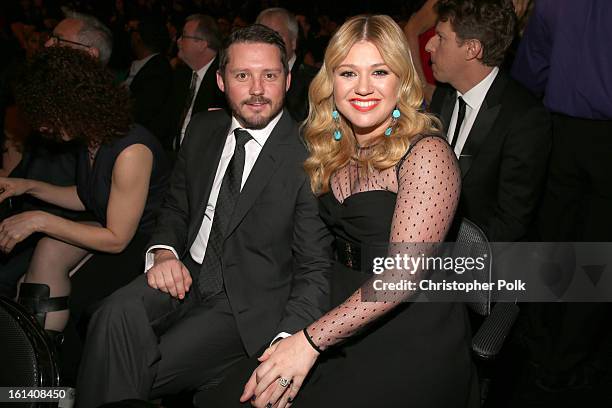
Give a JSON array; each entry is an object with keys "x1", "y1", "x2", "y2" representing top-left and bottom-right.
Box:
[{"x1": 228, "y1": 95, "x2": 285, "y2": 130}]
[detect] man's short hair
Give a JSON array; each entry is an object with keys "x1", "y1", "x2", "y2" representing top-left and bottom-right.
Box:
[
  {"x1": 436, "y1": 0, "x2": 516, "y2": 66},
  {"x1": 218, "y1": 24, "x2": 288, "y2": 74},
  {"x1": 255, "y1": 7, "x2": 299, "y2": 42},
  {"x1": 65, "y1": 10, "x2": 113, "y2": 65},
  {"x1": 185, "y1": 14, "x2": 222, "y2": 51}
]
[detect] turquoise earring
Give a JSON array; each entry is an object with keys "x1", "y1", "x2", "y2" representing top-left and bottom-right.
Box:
[
  {"x1": 332, "y1": 109, "x2": 342, "y2": 141},
  {"x1": 384, "y1": 108, "x2": 401, "y2": 136}
]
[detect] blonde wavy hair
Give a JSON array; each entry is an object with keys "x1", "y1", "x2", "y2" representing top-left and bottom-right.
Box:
[{"x1": 304, "y1": 14, "x2": 441, "y2": 194}]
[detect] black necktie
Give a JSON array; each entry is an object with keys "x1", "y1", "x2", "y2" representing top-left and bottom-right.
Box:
[
  {"x1": 175, "y1": 71, "x2": 198, "y2": 151},
  {"x1": 450, "y1": 96, "x2": 466, "y2": 149},
  {"x1": 198, "y1": 129, "x2": 252, "y2": 298}
]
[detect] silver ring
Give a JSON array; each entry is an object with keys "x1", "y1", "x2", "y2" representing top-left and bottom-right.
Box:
[{"x1": 278, "y1": 377, "x2": 291, "y2": 388}]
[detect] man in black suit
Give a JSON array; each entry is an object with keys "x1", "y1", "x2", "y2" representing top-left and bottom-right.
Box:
[
  {"x1": 256, "y1": 8, "x2": 318, "y2": 123},
  {"x1": 427, "y1": 2, "x2": 552, "y2": 403},
  {"x1": 124, "y1": 16, "x2": 173, "y2": 133},
  {"x1": 426, "y1": 0, "x2": 551, "y2": 242},
  {"x1": 155, "y1": 14, "x2": 227, "y2": 151},
  {"x1": 76, "y1": 24, "x2": 332, "y2": 406}
]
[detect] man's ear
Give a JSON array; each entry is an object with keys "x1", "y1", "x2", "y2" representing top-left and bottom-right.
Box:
[
  {"x1": 216, "y1": 70, "x2": 225, "y2": 92},
  {"x1": 285, "y1": 71, "x2": 291, "y2": 92},
  {"x1": 465, "y1": 39, "x2": 483, "y2": 61}
]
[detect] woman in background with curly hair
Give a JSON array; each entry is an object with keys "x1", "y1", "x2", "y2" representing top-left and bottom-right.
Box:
[{"x1": 0, "y1": 46, "x2": 170, "y2": 342}]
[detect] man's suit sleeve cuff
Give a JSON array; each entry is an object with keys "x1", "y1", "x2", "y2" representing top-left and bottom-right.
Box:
[
  {"x1": 270, "y1": 332, "x2": 291, "y2": 347},
  {"x1": 144, "y1": 245, "x2": 179, "y2": 272}
]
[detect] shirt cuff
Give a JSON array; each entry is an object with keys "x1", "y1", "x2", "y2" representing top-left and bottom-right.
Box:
[
  {"x1": 270, "y1": 332, "x2": 291, "y2": 347},
  {"x1": 144, "y1": 245, "x2": 179, "y2": 272}
]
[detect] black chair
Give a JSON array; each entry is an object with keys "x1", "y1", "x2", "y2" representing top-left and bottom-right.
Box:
[
  {"x1": 454, "y1": 218, "x2": 520, "y2": 403},
  {"x1": 0, "y1": 296, "x2": 60, "y2": 406}
]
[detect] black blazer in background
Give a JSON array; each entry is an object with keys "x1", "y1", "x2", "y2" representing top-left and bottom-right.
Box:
[
  {"x1": 147, "y1": 109, "x2": 332, "y2": 355},
  {"x1": 430, "y1": 71, "x2": 552, "y2": 242},
  {"x1": 129, "y1": 53, "x2": 173, "y2": 133},
  {"x1": 286, "y1": 58, "x2": 318, "y2": 123},
  {"x1": 154, "y1": 57, "x2": 227, "y2": 150}
]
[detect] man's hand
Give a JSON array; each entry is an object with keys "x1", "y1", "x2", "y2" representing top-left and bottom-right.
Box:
[{"x1": 146, "y1": 249, "x2": 192, "y2": 299}]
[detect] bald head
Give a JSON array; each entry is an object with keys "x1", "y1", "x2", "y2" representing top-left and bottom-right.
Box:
[{"x1": 46, "y1": 12, "x2": 113, "y2": 65}]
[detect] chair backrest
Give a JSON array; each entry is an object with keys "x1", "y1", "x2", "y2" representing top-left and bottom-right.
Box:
[
  {"x1": 454, "y1": 219, "x2": 520, "y2": 361},
  {"x1": 0, "y1": 296, "x2": 60, "y2": 390},
  {"x1": 454, "y1": 218, "x2": 492, "y2": 316}
]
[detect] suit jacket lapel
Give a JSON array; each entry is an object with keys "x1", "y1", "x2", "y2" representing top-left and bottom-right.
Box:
[
  {"x1": 459, "y1": 72, "x2": 508, "y2": 179},
  {"x1": 193, "y1": 57, "x2": 220, "y2": 113},
  {"x1": 440, "y1": 90, "x2": 455, "y2": 133},
  {"x1": 187, "y1": 116, "x2": 231, "y2": 245},
  {"x1": 225, "y1": 111, "x2": 294, "y2": 236}
]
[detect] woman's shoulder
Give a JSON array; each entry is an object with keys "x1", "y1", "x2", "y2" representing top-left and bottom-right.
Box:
[
  {"x1": 399, "y1": 132, "x2": 450, "y2": 163},
  {"x1": 125, "y1": 124, "x2": 158, "y2": 145},
  {"x1": 109, "y1": 125, "x2": 164, "y2": 154},
  {"x1": 395, "y1": 133, "x2": 457, "y2": 180}
]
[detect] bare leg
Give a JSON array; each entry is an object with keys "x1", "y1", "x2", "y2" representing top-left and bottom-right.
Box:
[{"x1": 24, "y1": 236, "x2": 90, "y2": 331}]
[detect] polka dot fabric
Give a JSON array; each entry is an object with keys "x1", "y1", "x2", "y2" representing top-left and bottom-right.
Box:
[{"x1": 306, "y1": 135, "x2": 461, "y2": 350}]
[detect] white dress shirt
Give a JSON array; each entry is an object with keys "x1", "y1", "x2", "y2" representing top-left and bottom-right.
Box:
[
  {"x1": 123, "y1": 53, "x2": 159, "y2": 87},
  {"x1": 447, "y1": 67, "x2": 499, "y2": 157},
  {"x1": 287, "y1": 54, "x2": 296, "y2": 72},
  {"x1": 145, "y1": 111, "x2": 283, "y2": 270},
  {"x1": 179, "y1": 58, "x2": 216, "y2": 146}
]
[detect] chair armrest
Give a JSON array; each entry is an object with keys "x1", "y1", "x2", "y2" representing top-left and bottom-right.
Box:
[{"x1": 472, "y1": 302, "x2": 519, "y2": 360}]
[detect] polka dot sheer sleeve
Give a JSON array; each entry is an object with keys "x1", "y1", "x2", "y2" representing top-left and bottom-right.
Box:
[{"x1": 305, "y1": 136, "x2": 461, "y2": 351}]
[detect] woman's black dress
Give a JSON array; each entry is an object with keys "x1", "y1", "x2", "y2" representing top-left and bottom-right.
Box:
[{"x1": 62, "y1": 124, "x2": 170, "y2": 383}]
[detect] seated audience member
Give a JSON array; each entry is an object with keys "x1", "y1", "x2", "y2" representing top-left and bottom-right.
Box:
[
  {"x1": 425, "y1": 1, "x2": 550, "y2": 404},
  {"x1": 404, "y1": 0, "x2": 532, "y2": 104},
  {"x1": 1, "y1": 47, "x2": 169, "y2": 345},
  {"x1": 0, "y1": 10, "x2": 114, "y2": 298},
  {"x1": 123, "y1": 16, "x2": 173, "y2": 134},
  {"x1": 197, "y1": 15, "x2": 477, "y2": 408},
  {"x1": 256, "y1": 7, "x2": 318, "y2": 122},
  {"x1": 76, "y1": 24, "x2": 331, "y2": 407},
  {"x1": 154, "y1": 14, "x2": 226, "y2": 151},
  {"x1": 46, "y1": 10, "x2": 113, "y2": 66},
  {"x1": 426, "y1": 0, "x2": 551, "y2": 242}
]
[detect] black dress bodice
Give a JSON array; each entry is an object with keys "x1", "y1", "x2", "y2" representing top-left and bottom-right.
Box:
[
  {"x1": 319, "y1": 190, "x2": 396, "y2": 246},
  {"x1": 76, "y1": 124, "x2": 170, "y2": 233}
]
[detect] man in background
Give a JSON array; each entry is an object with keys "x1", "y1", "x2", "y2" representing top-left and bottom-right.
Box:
[
  {"x1": 512, "y1": 0, "x2": 612, "y2": 394},
  {"x1": 427, "y1": 0, "x2": 550, "y2": 242},
  {"x1": 257, "y1": 7, "x2": 317, "y2": 122},
  {"x1": 124, "y1": 16, "x2": 172, "y2": 133},
  {"x1": 155, "y1": 14, "x2": 226, "y2": 151}
]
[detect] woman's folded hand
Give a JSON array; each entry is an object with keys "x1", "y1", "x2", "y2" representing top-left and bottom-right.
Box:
[
  {"x1": 0, "y1": 210, "x2": 47, "y2": 252},
  {"x1": 241, "y1": 331, "x2": 320, "y2": 408},
  {"x1": 0, "y1": 177, "x2": 32, "y2": 203}
]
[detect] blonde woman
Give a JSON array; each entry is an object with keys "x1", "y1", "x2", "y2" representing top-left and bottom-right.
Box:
[{"x1": 199, "y1": 15, "x2": 477, "y2": 408}]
